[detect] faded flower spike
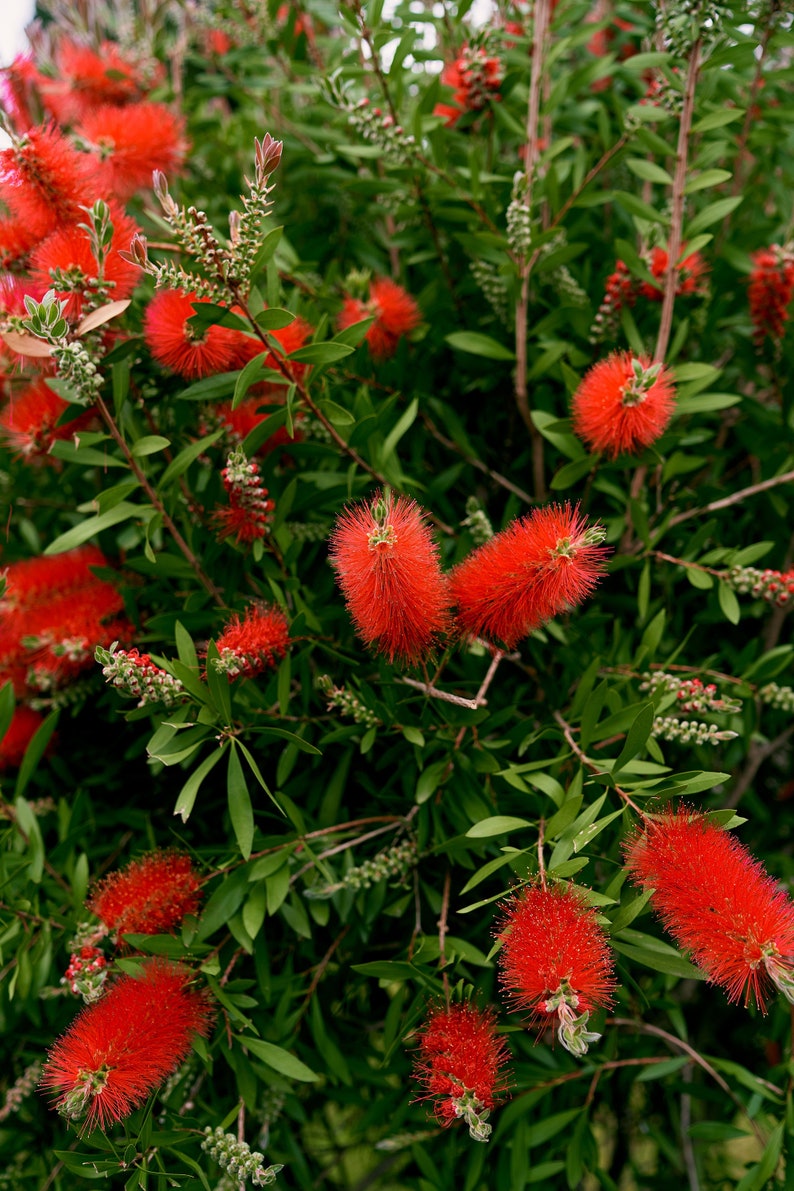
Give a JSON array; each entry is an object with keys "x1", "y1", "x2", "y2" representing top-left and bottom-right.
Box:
[
  {"x1": 449, "y1": 502, "x2": 608, "y2": 649},
  {"x1": 411, "y1": 1002, "x2": 509, "y2": 1142},
  {"x1": 496, "y1": 883, "x2": 616, "y2": 1056},
  {"x1": 571, "y1": 351, "x2": 676, "y2": 458},
  {"x1": 329, "y1": 493, "x2": 451, "y2": 668},
  {"x1": 63, "y1": 946, "x2": 108, "y2": 1004},
  {"x1": 625, "y1": 810, "x2": 794, "y2": 1011},
  {"x1": 96, "y1": 643, "x2": 187, "y2": 708},
  {"x1": 41, "y1": 961, "x2": 212, "y2": 1131}
]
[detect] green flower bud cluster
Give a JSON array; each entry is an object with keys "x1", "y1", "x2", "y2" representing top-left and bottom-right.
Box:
[
  {"x1": 461, "y1": 497, "x2": 494, "y2": 546},
  {"x1": 317, "y1": 675, "x2": 379, "y2": 727},
  {"x1": 202, "y1": 1126, "x2": 283, "y2": 1187},
  {"x1": 652, "y1": 716, "x2": 738, "y2": 745},
  {"x1": 759, "y1": 683, "x2": 794, "y2": 713}
]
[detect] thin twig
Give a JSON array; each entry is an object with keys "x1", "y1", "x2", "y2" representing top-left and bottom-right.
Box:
[
  {"x1": 725, "y1": 725, "x2": 794, "y2": 810},
  {"x1": 665, "y1": 468, "x2": 794, "y2": 527},
  {"x1": 400, "y1": 677, "x2": 481, "y2": 710},
  {"x1": 553, "y1": 709, "x2": 643, "y2": 814}
]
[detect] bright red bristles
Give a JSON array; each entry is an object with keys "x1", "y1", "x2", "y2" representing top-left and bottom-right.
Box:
[
  {"x1": 449, "y1": 502, "x2": 607, "y2": 649},
  {"x1": 571, "y1": 351, "x2": 676, "y2": 458},
  {"x1": 41, "y1": 39, "x2": 149, "y2": 125},
  {"x1": 329, "y1": 493, "x2": 451, "y2": 667},
  {"x1": 0, "y1": 377, "x2": 94, "y2": 457},
  {"x1": 338, "y1": 279, "x2": 421, "y2": 361},
  {"x1": 87, "y1": 850, "x2": 202, "y2": 939},
  {"x1": 143, "y1": 289, "x2": 241, "y2": 379},
  {"x1": 213, "y1": 604, "x2": 291, "y2": 679},
  {"x1": 748, "y1": 245, "x2": 794, "y2": 351},
  {"x1": 76, "y1": 103, "x2": 187, "y2": 200},
  {"x1": 30, "y1": 204, "x2": 142, "y2": 320},
  {"x1": 0, "y1": 704, "x2": 43, "y2": 770},
  {"x1": 40, "y1": 960, "x2": 212, "y2": 1132},
  {"x1": 639, "y1": 246, "x2": 709, "y2": 301},
  {"x1": 433, "y1": 46, "x2": 503, "y2": 127},
  {"x1": 0, "y1": 125, "x2": 95, "y2": 239},
  {"x1": 624, "y1": 810, "x2": 794, "y2": 1011},
  {"x1": 497, "y1": 883, "x2": 616, "y2": 1054},
  {"x1": 411, "y1": 1002, "x2": 509, "y2": 1140}
]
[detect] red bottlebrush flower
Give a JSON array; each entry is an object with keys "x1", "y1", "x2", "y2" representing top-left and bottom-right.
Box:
[
  {"x1": 338, "y1": 278, "x2": 421, "y2": 361},
  {"x1": 41, "y1": 39, "x2": 149, "y2": 126},
  {"x1": 88, "y1": 850, "x2": 202, "y2": 939},
  {"x1": 329, "y1": 493, "x2": 451, "y2": 667},
  {"x1": 143, "y1": 289, "x2": 241, "y2": 379},
  {"x1": 0, "y1": 213, "x2": 42, "y2": 268},
  {"x1": 497, "y1": 882, "x2": 616, "y2": 1055},
  {"x1": 639, "y1": 245, "x2": 709, "y2": 301},
  {"x1": 571, "y1": 351, "x2": 676, "y2": 458},
  {"x1": 76, "y1": 103, "x2": 187, "y2": 201},
  {"x1": 0, "y1": 544, "x2": 109, "y2": 610},
  {"x1": 625, "y1": 810, "x2": 794, "y2": 1011},
  {"x1": 0, "y1": 377, "x2": 94, "y2": 457},
  {"x1": 411, "y1": 1002, "x2": 509, "y2": 1141},
  {"x1": 0, "y1": 54, "x2": 44, "y2": 132},
  {"x1": 449, "y1": 502, "x2": 608, "y2": 649},
  {"x1": 0, "y1": 126, "x2": 95, "y2": 239},
  {"x1": 40, "y1": 960, "x2": 212, "y2": 1131},
  {"x1": 30, "y1": 203, "x2": 142, "y2": 320},
  {"x1": 748, "y1": 244, "x2": 794, "y2": 351},
  {"x1": 434, "y1": 46, "x2": 503, "y2": 127},
  {"x1": 214, "y1": 447, "x2": 274, "y2": 545},
  {"x1": 213, "y1": 604, "x2": 290, "y2": 679},
  {"x1": 0, "y1": 704, "x2": 44, "y2": 770}
]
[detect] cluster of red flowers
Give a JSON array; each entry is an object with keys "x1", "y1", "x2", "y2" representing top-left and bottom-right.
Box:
[
  {"x1": 88, "y1": 849, "x2": 202, "y2": 941},
  {"x1": 42, "y1": 960, "x2": 212, "y2": 1132},
  {"x1": 748, "y1": 244, "x2": 794, "y2": 351},
  {"x1": 337, "y1": 277, "x2": 421, "y2": 361},
  {"x1": 625, "y1": 810, "x2": 794, "y2": 1011},
  {"x1": 330, "y1": 495, "x2": 608, "y2": 665},
  {"x1": 571, "y1": 351, "x2": 677, "y2": 458},
  {"x1": 591, "y1": 246, "x2": 708, "y2": 341},
  {"x1": 434, "y1": 44, "x2": 504, "y2": 127},
  {"x1": 0, "y1": 546, "x2": 131, "y2": 767},
  {"x1": 213, "y1": 603, "x2": 292, "y2": 679}
]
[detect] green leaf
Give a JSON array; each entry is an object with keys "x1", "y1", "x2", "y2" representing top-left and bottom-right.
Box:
[
  {"x1": 332, "y1": 315, "x2": 374, "y2": 347},
  {"x1": 174, "y1": 747, "x2": 225, "y2": 822},
  {"x1": 250, "y1": 226, "x2": 284, "y2": 278},
  {"x1": 0, "y1": 682, "x2": 16, "y2": 744},
  {"x1": 255, "y1": 308, "x2": 295, "y2": 331},
  {"x1": 380, "y1": 397, "x2": 418, "y2": 464},
  {"x1": 612, "y1": 703, "x2": 655, "y2": 776},
  {"x1": 250, "y1": 727, "x2": 321, "y2": 755},
  {"x1": 684, "y1": 169, "x2": 732, "y2": 194},
  {"x1": 466, "y1": 816, "x2": 533, "y2": 838},
  {"x1": 232, "y1": 350, "x2": 271, "y2": 410},
  {"x1": 626, "y1": 158, "x2": 674, "y2": 185},
  {"x1": 187, "y1": 303, "x2": 249, "y2": 333},
  {"x1": 177, "y1": 373, "x2": 239, "y2": 402},
  {"x1": 174, "y1": 620, "x2": 199, "y2": 671},
  {"x1": 445, "y1": 331, "x2": 515, "y2": 361},
  {"x1": 205, "y1": 640, "x2": 233, "y2": 723},
  {"x1": 287, "y1": 342, "x2": 353, "y2": 364},
  {"x1": 241, "y1": 1036, "x2": 319, "y2": 1082},
  {"x1": 15, "y1": 710, "x2": 60, "y2": 801},
  {"x1": 317, "y1": 399, "x2": 355, "y2": 426},
  {"x1": 351, "y1": 960, "x2": 418, "y2": 981},
  {"x1": 718, "y1": 581, "x2": 741, "y2": 625},
  {"x1": 612, "y1": 929, "x2": 703, "y2": 979},
  {"x1": 227, "y1": 744, "x2": 254, "y2": 860},
  {"x1": 684, "y1": 196, "x2": 743, "y2": 238},
  {"x1": 692, "y1": 107, "x2": 744, "y2": 132},
  {"x1": 131, "y1": 435, "x2": 170, "y2": 457},
  {"x1": 158, "y1": 430, "x2": 224, "y2": 486},
  {"x1": 550, "y1": 456, "x2": 594, "y2": 490},
  {"x1": 44, "y1": 502, "x2": 142, "y2": 554}
]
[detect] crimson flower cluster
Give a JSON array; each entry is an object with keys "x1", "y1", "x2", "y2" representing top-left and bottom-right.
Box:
[
  {"x1": 88, "y1": 849, "x2": 202, "y2": 942},
  {"x1": 0, "y1": 546, "x2": 131, "y2": 766},
  {"x1": 433, "y1": 45, "x2": 504, "y2": 127},
  {"x1": 591, "y1": 246, "x2": 708, "y2": 341},
  {"x1": 625, "y1": 810, "x2": 794, "y2": 1010},
  {"x1": 748, "y1": 244, "x2": 794, "y2": 351},
  {"x1": 330, "y1": 495, "x2": 608, "y2": 665}
]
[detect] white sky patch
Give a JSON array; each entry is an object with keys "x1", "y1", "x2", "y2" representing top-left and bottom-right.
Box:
[{"x1": 0, "y1": 0, "x2": 35, "y2": 66}]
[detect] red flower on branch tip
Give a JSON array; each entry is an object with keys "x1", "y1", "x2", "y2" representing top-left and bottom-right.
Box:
[
  {"x1": 143, "y1": 289, "x2": 240, "y2": 379},
  {"x1": 212, "y1": 604, "x2": 291, "y2": 679},
  {"x1": 449, "y1": 502, "x2": 608, "y2": 649},
  {"x1": 571, "y1": 351, "x2": 676, "y2": 458},
  {"x1": 337, "y1": 278, "x2": 420, "y2": 361},
  {"x1": 329, "y1": 492, "x2": 451, "y2": 667},
  {"x1": 624, "y1": 809, "x2": 794, "y2": 1011},
  {"x1": 87, "y1": 850, "x2": 202, "y2": 941},
  {"x1": 40, "y1": 960, "x2": 212, "y2": 1132},
  {"x1": 411, "y1": 1002, "x2": 509, "y2": 1141},
  {"x1": 496, "y1": 882, "x2": 616, "y2": 1056}
]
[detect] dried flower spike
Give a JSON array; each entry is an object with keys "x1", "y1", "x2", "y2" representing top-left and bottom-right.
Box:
[
  {"x1": 41, "y1": 960, "x2": 212, "y2": 1131},
  {"x1": 329, "y1": 493, "x2": 451, "y2": 668},
  {"x1": 496, "y1": 883, "x2": 616, "y2": 1056},
  {"x1": 411, "y1": 1002, "x2": 509, "y2": 1141},
  {"x1": 449, "y1": 502, "x2": 608, "y2": 649},
  {"x1": 87, "y1": 850, "x2": 201, "y2": 939},
  {"x1": 571, "y1": 352, "x2": 676, "y2": 458},
  {"x1": 625, "y1": 809, "x2": 794, "y2": 1010}
]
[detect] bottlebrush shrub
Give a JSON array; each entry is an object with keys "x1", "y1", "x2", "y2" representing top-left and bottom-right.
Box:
[{"x1": 3, "y1": 1, "x2": 794, "y2": 1187}]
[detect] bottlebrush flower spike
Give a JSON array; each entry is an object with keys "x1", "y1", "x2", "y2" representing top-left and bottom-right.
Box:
[
  {"x1": 433, "y1": 45, "x2": 503, "y2": 127},
  {"x1": 624, "y1": 809, "x2": 794, "y2": 1011},
  {"x1": 337, "y1": 278, "x2": 420, "y2": 361},
  {"x1": 214, "y1": 447, "x2": 274, "y2": 545},
  {"x1": 40, "y1": 960, "x2": 212, "y2": 1132},
  {"x1": 76, "y1": 103, "x2": 187, "y2": 200},
  {"x1": 639, "y1": 246, "x2": 709, "y2": 301},
  {"x1": 571, "y1": 351, "x2": 676, "y2": 458},
  {"x1": 0, "y1": 125, "x2": 94, "y2": 239},
  {"x1": 143, "y1": 289, "x2": 240, "y2": 379},
  {"x1": 411, "y1": 1002, "x2": 509, "y2": 1141},
  {"x1": 496, "y1": 883, "x2": 616, "y2": 1056},
  {"x1": 449, "y1": 502, "x2": 608, "y2": 649},
  {"x1": 40, "y1": 38, "x2": 149, "y2": 125},
  {"x1": 87, "y1": 850, "x2": 202, "y2": 939},
  {"x1": 212, "y1": 604, "x2": 290, "y2": 679},
  {"x1": 748, "y1": 244, "x2": 794, "y2": 352},
  {"x1": 329, "y1": 493, "x2": 451, "y2": 667},
  {"x1": 0, "y1": 377, "x2": 94, "y2": 458}
]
